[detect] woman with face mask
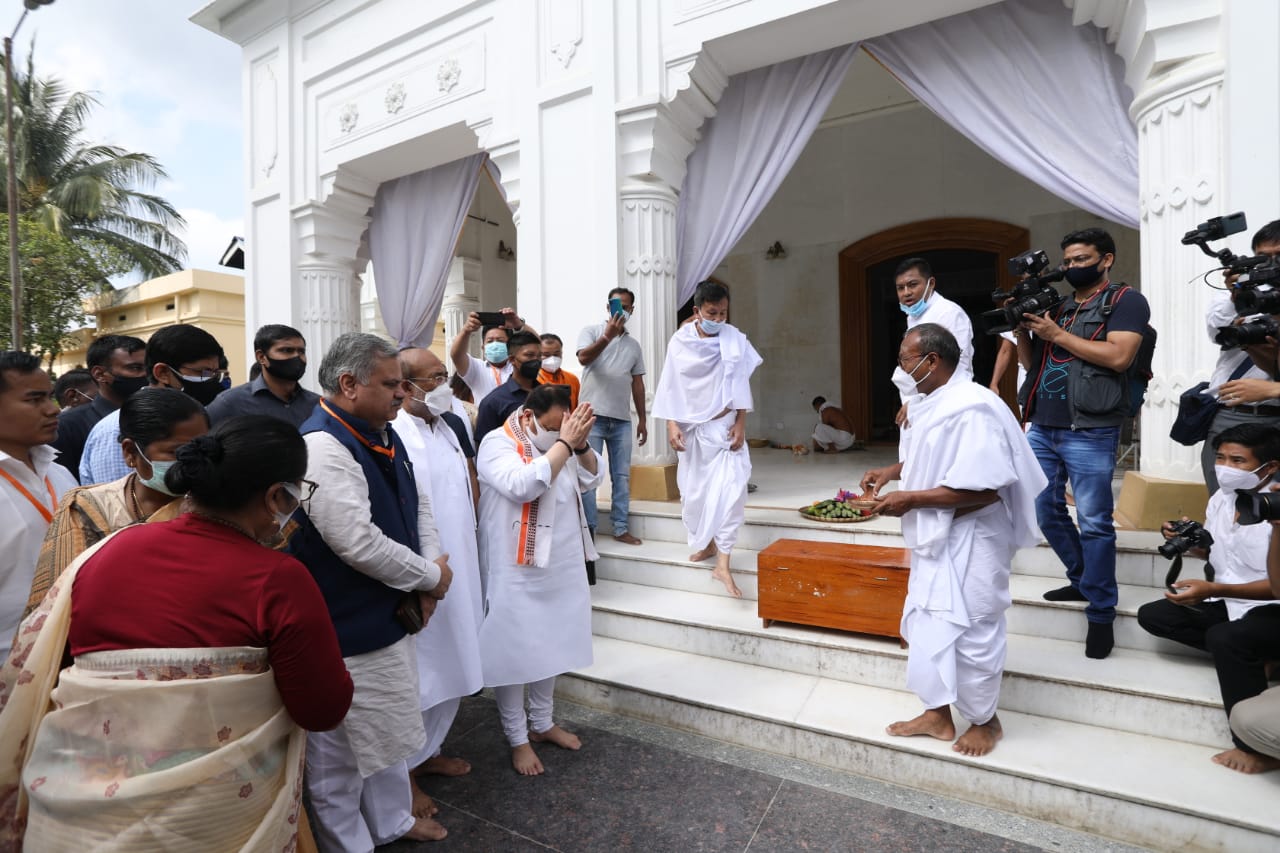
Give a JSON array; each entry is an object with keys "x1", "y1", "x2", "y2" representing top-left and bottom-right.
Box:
[
  {"x1": 0, "y1": 415, "x2": 352, "y2": 850},
  {"x1": 474, "y1": 384, "x2": 603, "y2": 777},
  {"x1": 23, "y1": 389, "x2": 210, "y2": 619}
]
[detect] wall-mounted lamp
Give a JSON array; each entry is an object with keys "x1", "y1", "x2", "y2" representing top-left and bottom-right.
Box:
[
  {"x1": 765, "y1": 241, "x2": 786, "y2": 260},
  {"x1": 496, "y1": 240, "x2": 516, "y2": 261}
]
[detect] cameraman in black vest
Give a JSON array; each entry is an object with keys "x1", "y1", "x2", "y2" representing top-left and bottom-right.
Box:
[{"x1": 1015, "y1": 228, "x2": 1151, "y2": 660}]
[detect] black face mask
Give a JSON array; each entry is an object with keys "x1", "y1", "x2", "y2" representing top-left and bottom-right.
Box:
[
  {"x1": 518, "y1": 359, "x2": 543, "y2": 380},
  {"x1": 109, "y1": 373, "x2": 148, "y2": 400},
  {"x1": 169, "y1": 369, "x2": 224, "y2": 406},
  {"x1": 1064, "y1": 262, "x2": 1105, "y2": 288},
  {"x1": 264, "y1": 356, "x2": 306, "y2": 382}
]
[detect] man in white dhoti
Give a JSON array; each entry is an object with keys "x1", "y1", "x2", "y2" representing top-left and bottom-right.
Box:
[
  {"x1": 476, "y1": 385, "x2": 603, "y2": 775},
  {"x1": 652, "y1": 281, "x2": 763, "y2": 598},
  {"x1": 862, "y1": 324, "x2": 1046, "y2": 756},
  {"x1": 811, "y1": 396, "x2": 855, "y2": 453},
  {"x1": 395, "y1": 348, "x2": 485, "y2": 801}
]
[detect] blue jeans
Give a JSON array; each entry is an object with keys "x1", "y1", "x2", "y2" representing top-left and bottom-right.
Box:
[
  {"x1": 581, "y1": 415, "x2": 634, "y2": 536},
  {"x1": 1027, "y1": 424, "x2": 1120, "y2": 624}
]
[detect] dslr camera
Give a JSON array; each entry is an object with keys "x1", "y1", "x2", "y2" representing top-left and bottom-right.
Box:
[
  {"x1": 1157, "y1": 519, "x2": 1213, "y2": 560},
  {"x1": 1235, "y1": 490, "x2": 1280, "y2": 526},
  {"x1": 980, "y1": 249, "x2": 1068, "y2": 335},
  {"x1": 1184, "y1": 212, "x2": 1280, "y2": 342}
]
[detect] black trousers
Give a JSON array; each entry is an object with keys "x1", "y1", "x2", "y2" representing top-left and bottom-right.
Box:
[{"x1": 1138, "y1": 599, "x2": 1280, "y2": 753}]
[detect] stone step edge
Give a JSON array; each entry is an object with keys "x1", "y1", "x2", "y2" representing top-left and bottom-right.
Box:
[
  {"x1": 564, "y1": 639, "x2": 1276, "y2": 838},
  {"x1": 588, "y1": 589, "x2": 1220, "y2": 709}
]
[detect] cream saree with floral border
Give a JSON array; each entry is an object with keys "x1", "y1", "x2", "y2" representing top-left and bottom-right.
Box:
[{"x1": 0, "y1": 534, "x2": 307, "y2": 852}]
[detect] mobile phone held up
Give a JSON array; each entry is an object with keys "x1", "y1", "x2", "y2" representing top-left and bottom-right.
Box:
[
  {"x1": 609, "y1": 297, "x2": 625, "y2": 318},
  {"x1": 476, "y1": 311, "x2": 506, "y2": 327}
]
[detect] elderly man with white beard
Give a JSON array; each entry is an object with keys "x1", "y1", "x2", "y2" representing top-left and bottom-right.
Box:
[
  {"x1": 393, "y1": 347, "x2": 485, "y2": 814},
  {"x1": 862, "y1": 324, "x2": 1046, "y2": 757}
]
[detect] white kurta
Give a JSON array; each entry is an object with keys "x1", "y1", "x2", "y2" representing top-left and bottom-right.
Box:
[
  {"x1": 393, "y1": 410, "x2": 485, "y2": 712},
  {"x1": 476, "y1": 416, "x2": 604, "y2": 687},
  {"x1": 0, "y1": 446, "x2": 77, "y2": 662},
  {"x1": 652, "y1": 323, "x2": 763, "y2": 552},
  {"x1": 897, "y1": 375, "x2": 1046, "y2": 722}
]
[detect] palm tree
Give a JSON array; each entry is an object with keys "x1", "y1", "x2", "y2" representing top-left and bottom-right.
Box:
[{"x1": 2, "y1": 49, "x2": 187, "y2": 278}]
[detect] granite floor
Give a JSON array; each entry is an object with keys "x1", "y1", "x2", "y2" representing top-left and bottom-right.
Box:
[{"x1": 376, "y1": 695, "x2": 1147, "y2": 853}]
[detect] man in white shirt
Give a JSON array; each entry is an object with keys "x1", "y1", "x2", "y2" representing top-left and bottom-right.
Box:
[
  {"x1": 652, "y1": 281, "x2": 763, "y2": 598},
  {"x1": 449, "y1": 308, "x2": 537, "y2": 405},
  {"x1": 0, "y1": 352, "x2": 78, "y2": 661},
  {"x1": 896, "y1": 258, "x2": 974, "y2": 378},
  {"x1": 293, "y1": 333, "x2": 454, "y2": 849},
  {"x1": 394, "y1": 347, "x2": 484, "y2": 801},
  {"x1": 1137, "y1": 423, "x2": 1280, "y2": 775}
]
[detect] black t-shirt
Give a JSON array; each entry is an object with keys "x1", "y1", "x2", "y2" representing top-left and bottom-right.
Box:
[{"x1": 1031, "y1": 285, "x2": 1151, "y2": 428}]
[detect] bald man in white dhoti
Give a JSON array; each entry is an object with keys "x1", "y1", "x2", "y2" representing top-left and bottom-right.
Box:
[
  {"x1": 863, "y1": 324, "x2": 1046, "y2": 756},
  {"x1": 394, "y1": 348, "x2": 485, "y2": 812},
  {"x1": 476, "y1": 385, "x2": 604, "y2": 775},
  {"x1": 652, "y1": 280, "x2": 763, "y2": 598}
]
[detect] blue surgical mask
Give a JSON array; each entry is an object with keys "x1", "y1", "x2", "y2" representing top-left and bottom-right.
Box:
[
  {"x1": 136, "y1": 448, "x2": 180, "y2": 497},
  {"x1": 484, "y1": 341, "x2": 508, "y2": 364},
  {"x1": 899, "y1": 282, "x2": 933, "y2": 318},
  {"x1": 699, "y1": 318, "x2": 725, "y2": 336}
]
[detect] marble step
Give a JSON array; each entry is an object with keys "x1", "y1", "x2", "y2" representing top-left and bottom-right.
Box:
[
  {"x1": 609, "y1": 500, "x2": 1173, "y2": 588},
  {"x1": 594, "y1": 537, "x2": 1203, "y2": 657},
  {"x1": 588, "y1": 579, "x2": 1229, "y2": 747},
  {"x1": 560, "y1": 636, "x2": 1280, "y2": 853}
]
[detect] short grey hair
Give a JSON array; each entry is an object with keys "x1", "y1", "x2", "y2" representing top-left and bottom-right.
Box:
[{"x1": 317, "y1": 332, "x2": 399, "y2": 394}]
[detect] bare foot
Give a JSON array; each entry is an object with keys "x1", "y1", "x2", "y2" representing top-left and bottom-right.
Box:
[
  {"x1": 415, "y1": 755, "x2": 471, "y2": 777},
  {"x1": 1211, "y1": 747, "x2": 1280, "y2": 774},
  {"x1": 614, "y1": 532, "x2": 642, "y2": 545},
  {"x1": 530, "y1": 724, "x2": 582, "y2": 750},
  {"x1": 953, "y1": 715, "x2": 1003, "y2": 756},
  {"x1": 402, "y1": 816, "x2": 448, "y2": 842},
  {"x1": 511, "y1": 743, "x2": 544, "y2": 775},
  {"x1": 411, "y1": 783, "x2": 439, "y2": 818},
  {"x1": 711, "y1": 554, "x2": 742, "y2": 598},
  {"x1": 690, "y1": 544, "x2": 716, "y2": 562},
  {"x1": 886, "y1": 707, "x2": 956, "y2": 741}
]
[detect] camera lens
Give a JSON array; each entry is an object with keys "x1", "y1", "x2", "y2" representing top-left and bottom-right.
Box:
[{"x1": 1235, "y1": 491, "x2": 1280, "y2": 525}]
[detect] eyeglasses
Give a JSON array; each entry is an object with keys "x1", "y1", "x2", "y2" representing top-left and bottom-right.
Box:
[
  {"x1": 172, "y1": 366, "x2": 230, "y2": 383},
  {"x1": 404, "y1": 373, "x2": 449, "y2": 388}
]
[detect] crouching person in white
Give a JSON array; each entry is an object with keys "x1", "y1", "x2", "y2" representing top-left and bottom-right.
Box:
[
  {"x1": 476, "y1": 385, "x2": 603, "y2": 775},
  {"x1": 862, "y1": 324, "x2": 1047, "y2": 757}
]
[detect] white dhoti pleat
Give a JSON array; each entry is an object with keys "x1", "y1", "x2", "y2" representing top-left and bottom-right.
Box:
[
  {"x1": 813, "y1": 423, "x2": 854, "y2": 450},
  {"x1": 411, "y1": 696, "x2": 463, "y2": 767},
  {"x1": 306, "y1": 728, "x2": 414, "y2": 853},
  {"x1": 901, "y1": 505, "x2": 1013, "y2": 724},
  {"x1": 676, "y1": 410, "x2": 751, "y2": 553}
]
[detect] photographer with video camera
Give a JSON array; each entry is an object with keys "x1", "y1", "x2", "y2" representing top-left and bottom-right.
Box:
[
  {"x1": 1135, "y1": 424, "x2": 1280, "y2": 773},
  {"x1": 1015, "y1": 228, "x2": 1150, "y2": 660},
  {"x1": 1200, "y1": 220, "x2": 1280, "y2": 491}
]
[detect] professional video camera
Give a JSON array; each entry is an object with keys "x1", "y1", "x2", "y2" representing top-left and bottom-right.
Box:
[
  {"x1": 1158, "y1": 519, "x2": 1215, "y2": 595},
  {"x1": 979, "y1": 249, "x2": 1068, "y2": 335},
  {"x1": 1185, "y1": 213, "x2": 1280, "y2": 343},
  {"x1": 1236, "y1": 490, "x2": 1280, "y2": 525},
  {"x1": 1215, "y1": 314, "x2": 1280, "y2": 348}
]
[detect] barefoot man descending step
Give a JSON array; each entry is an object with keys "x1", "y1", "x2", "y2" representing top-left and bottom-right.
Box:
[
  {"x1": 862, "y1": 324, "x2": 1046, "y2": 757},
  {"x1": 652, "y1": 280, "x2": 763, "y2": 599}
]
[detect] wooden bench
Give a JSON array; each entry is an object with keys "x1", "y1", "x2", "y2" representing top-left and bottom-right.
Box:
[{"x1": 757, "y1": 539, "x2": 910, "y2": 640}]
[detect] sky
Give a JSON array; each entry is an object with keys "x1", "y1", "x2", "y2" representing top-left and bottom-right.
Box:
[{"x1": 16, "y1": 0, "x2": 244, "y2": 284}]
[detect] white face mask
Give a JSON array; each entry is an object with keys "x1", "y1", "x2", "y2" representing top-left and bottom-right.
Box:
[
  {"x1": 542, "y1": 356, "x2": 563, "y2": 373},
  {"x1": 1215, "y1": 463, "x2": 1267, "y2": 494},
  {"x1": 891, "y1": 354, "x2": 933, "y2": 397},
  {"x1": 526, "y1": 417, "x2": 560, "y2": 452},
  {"x1": 274, "y1": 482, "x2": 302, "y2": 529},
  {"x1": 424, "y1": 383, "x2": 454, "y2": 417}
]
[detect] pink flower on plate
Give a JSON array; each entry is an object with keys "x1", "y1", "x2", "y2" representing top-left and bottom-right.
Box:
[
  {"x1": 217, "y1": 726, "x2": 232, "y2": 743},
  {"x1": 104, "y1": 782, "x2": 119, "y2": 798},
  {"x1": 27, "y1": 777, "x2": 44, "y2": 792},
  {"x1": 238, "y1": 783, "x2": 253, "y2": 799}
]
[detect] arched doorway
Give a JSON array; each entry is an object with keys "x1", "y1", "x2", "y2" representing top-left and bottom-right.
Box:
[{"x1": 838, "y1": 218, "x2": 1029, "y2": 442}]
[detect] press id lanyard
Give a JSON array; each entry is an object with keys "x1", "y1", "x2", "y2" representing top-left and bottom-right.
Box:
[{"x1": 0, "y1": 468, "x2": 57, "y2": 523}]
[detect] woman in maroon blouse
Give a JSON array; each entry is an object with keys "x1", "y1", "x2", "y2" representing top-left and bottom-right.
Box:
[{"x1": 0, "y1": 415, "x2": 353, "y2": 851}]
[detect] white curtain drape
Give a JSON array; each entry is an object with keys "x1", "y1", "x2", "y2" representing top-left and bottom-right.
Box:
[
  {"x1": 675, "y1": 43, "x2": 859, "y2": 304},
  {"x1": 368, "y1": 153, "x2": 487, "y2": 348},
  {"x1": 865, "y1": 0, "x2": 1138, "y2": 227}
]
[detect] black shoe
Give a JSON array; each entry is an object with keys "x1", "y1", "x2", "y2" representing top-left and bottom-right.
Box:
[
  {"x1": 585, "y1": 560, "x2": 596, "y2": 586},
  {"x1": 1085, "y1": 622, "x2": 1114, "y2": 659},
  {"x1": 1043, "y1": 585, "x2": 1088, "y2": 602}
]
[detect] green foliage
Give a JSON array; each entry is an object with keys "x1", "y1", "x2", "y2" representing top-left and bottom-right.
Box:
[
  {"x1": 0, "y1": 214, "x2": 129, "y2": 362},
  {"x1": 0, "y1": 47, "x2": 187, "y2": 279}
]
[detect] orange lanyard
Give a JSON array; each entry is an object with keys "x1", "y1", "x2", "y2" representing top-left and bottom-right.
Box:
[
  {"x1": 319, "y1": 400, "x2": 395, "y2": 460},
  {"x1": 0, "y1": 467, "x2": 57, "y2": 523},
  {"x1": 491, "y1": 365, "x2": 502, "y2": 386}
]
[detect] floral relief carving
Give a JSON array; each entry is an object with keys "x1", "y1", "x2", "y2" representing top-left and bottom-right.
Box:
[
  {"x1": 437, "y1": 58, "x2": 462, "y2": 93},
  {"x1": 384, "y1": 82, "x2": 406, "y2": 114},
  {"x1": 338, "y1": 103, "x2": 359, "y2": 134}
]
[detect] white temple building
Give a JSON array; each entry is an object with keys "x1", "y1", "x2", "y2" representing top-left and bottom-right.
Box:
[{"x1": 193, "y1": 2, "x2": 1280, "y2": 847}]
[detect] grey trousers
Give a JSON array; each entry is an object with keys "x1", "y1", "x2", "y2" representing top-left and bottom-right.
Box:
[
  {"x1": 1200, "y1": 407, "x2": 1280, "y2": 491},
  {"x1": 1230, "y1": 685, "x2": 1280, "y2": 759}
]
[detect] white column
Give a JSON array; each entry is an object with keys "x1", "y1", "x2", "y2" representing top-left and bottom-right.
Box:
[
  {"x1": 297, "y1": 257, "x2": 363, "y2": 391},
  {"x1": 442, "y1": 256, "x2": 482, "y2": 358},
  {"x1": 1132, "y1": 58, "x2": 1225, "y2": 480},
  {"x1": 620, "y1": 178, "x2": 678, "y2": 466}
]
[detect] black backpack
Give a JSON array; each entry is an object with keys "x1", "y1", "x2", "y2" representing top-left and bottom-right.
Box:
[{"x1": 1101, "y1": 283, "x2": 1156, "y2": 384}]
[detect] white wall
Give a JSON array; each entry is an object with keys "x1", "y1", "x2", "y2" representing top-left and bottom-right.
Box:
[{"x1": 719, "y1": 54, "x2": 1137, "y2": 444}]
